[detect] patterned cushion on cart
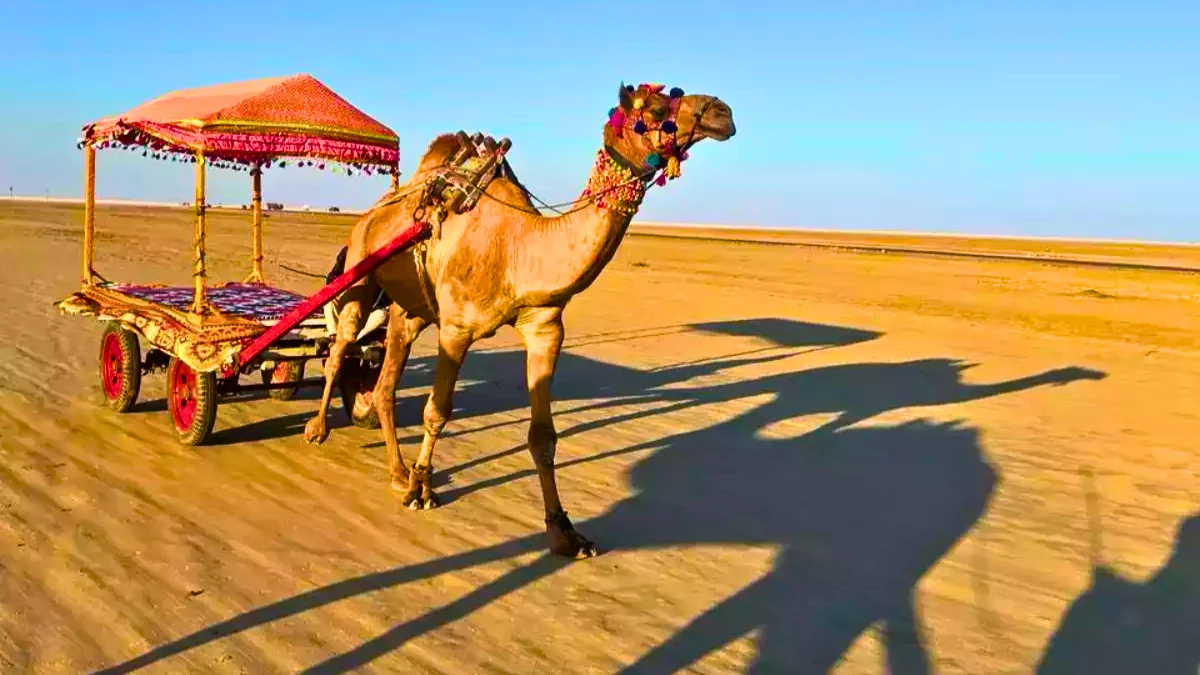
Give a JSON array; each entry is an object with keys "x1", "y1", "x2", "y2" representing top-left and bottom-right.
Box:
[{"x1": 110, "y1": 282, "x2": 323, "y2": 323}]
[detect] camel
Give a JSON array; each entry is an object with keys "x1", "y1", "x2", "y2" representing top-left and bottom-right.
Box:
[{"x1": 302, "y1": 82, "x2": 736, "y2": 558}]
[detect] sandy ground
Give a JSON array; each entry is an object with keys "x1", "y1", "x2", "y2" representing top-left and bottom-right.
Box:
[{"x1": 0, "y1": 202, "x2": 1197, "y2": 674}]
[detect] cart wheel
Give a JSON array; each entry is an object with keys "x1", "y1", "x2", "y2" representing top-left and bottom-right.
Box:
[
  {"x1": 261, "y1": 360, "x2": 304, "y2": 401},
  {"x1": 99, "y1": 322, "x2": 141, "y2": 412},
  {"x1": 338, "y1": 358, "x2": 381, "y2": 429},
  {"x1": 166, "y1": 357, "x2": 218, "y2": 446}
]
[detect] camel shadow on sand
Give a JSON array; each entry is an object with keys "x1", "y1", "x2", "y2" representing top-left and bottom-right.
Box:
[
  {"x1": 90, "y1": 318, "x2": 1108, "y2": 674},
  {"x1": 197, "y1": 318, "x2": 883, "y2": 447}
]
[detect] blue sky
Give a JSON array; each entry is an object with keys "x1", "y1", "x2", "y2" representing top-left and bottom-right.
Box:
[{"x1": 1, "y1": 1, "x2": 1197, "y2": 241}]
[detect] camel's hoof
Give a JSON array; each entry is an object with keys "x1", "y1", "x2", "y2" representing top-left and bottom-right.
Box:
[
  {"x1": 546, "y1": 510, "x2": 597, "y2": 559},
  {"x1": 403, "y1": 492, "x2": 441, "y2": 506},
  {"x1": 402, "y1": 491, "x2": 439, "y2": 511},
  {"x1": 303, "y1": 418, "x2": 329, "y2": 445},
  {"x1": 400, "y1": 465, "x2": 436, "y2": 511},
  {"x1": 551, "y1": 532, "x2": 598, "y2": 559},
  {"x1": 389, "y1": 476, "x2": 410, "y2": 493},
  {"x1": 570, "y1": 537, "x2": 599, "y2": 559}
]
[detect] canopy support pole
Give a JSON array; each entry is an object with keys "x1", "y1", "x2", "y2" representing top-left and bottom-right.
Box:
[
  {"x1": 247, "y1": 166, "x2": 266, "y2": 284},
  {"x1": 191, "y1": 152, "x2": 209, "y2": 316},
  {"x1": 82, "y1": 144, "x2": 96, "y2": 286},
  {"x1": 390, "y1": 172, "x2": 400, "y2": 193}
]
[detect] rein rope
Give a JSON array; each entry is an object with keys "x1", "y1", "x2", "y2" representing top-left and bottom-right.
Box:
[
  {"x1": 283, "y1": 84, "x2": 703, "y2": 282},
  {"x1": 278, "y1": 263, "x2": 328, "y2": 279},
  {"x1": 371, "y1": 164, "x2": 658, "y2": 218},
  {"x1": 412, "y1": 83, "x2": 707, "y2": 218},
  {"x1": 437, "y1": 156, "x2": 662, "y2": 217}
]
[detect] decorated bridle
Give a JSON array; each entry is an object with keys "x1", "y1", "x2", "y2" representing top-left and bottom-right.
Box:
[
  {"x1": 606, "y1": 82, "x2": 713, "y2": 186},
  {"x1": 581, "y1": 81, "x2": 717, "y2": 215}
]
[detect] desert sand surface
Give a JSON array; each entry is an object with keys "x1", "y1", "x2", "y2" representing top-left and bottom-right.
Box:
[
  {"x1": 0, "y1": 201, "x2": 1197, "y2": 674},
  {"x1": 632, "y1": 223, "x2": 1200, "y2": 272}
]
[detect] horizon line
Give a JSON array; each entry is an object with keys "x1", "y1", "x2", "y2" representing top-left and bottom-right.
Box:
[{"x1": 3, "y1": 195, "x2": 1196, "y2": 249}]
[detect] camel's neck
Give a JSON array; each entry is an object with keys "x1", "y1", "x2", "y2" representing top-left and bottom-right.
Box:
[
  {"x1": 579, "y1": 148, "x2": 649, "y2": 216},
  {"x1": 520, "y1": 149, "x2": 650, "y2": 299}
]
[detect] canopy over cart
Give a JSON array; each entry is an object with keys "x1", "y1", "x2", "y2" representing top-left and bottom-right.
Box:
[
  {"x1": 78, "y1": 72, "x2": 401, "y2": 293},
  {"x1": 58, "y1": 74, "x2": 429, "y2": 445}
]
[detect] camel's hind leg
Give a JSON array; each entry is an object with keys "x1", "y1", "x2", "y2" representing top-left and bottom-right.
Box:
[
  {"x1": 304, "y1": 284, "x2": 372, "y2": 445},
  {"x1": 515, "y1": 306, "x2": 597, "y2": 558},
  {"x1": 374, "y1": 304, "x2": 429, "y2": 490},
  {"x1": 402, "y1": 324, "x2": 472, "y2": 510}
]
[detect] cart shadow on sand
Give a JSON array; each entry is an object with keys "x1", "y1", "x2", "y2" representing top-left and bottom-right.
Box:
[{"x1": 93, "y1": 318, "x2": 1113, "y2": 674}]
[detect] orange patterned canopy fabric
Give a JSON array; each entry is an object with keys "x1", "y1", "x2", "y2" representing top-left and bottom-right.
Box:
[{"x1": 81, "y1": 74, "x2": 399, "y2": 172}]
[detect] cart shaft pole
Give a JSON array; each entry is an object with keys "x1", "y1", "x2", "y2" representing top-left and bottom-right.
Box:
[
  {"x1": 250, "y1": 167, "x2": 265, "y2": 283},
  {"x1": 82, "y1": 145, "x2": 96, "y2": 286},
  {"x1": 237, "y1": 220, "x2": 431, "y2": 368},
  {"x1": 191, "y1": 152, "x2": 208, "y2": 315}
]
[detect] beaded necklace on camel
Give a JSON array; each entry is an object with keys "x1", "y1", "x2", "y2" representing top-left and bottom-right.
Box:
[{"x1": 581, "y1": 83, "x2": 691, "y2": 215}]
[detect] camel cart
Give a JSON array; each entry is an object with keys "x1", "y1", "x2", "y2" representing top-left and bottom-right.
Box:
[{"x1": 56, "y1": 74, "x2": 430, "y2": 445}]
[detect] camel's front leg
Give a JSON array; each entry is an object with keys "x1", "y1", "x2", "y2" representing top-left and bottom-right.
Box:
[
  {"x1": 304, "y1": 293, "x2": 366, "y2": 445},
  {"x1": 516, "y1": 307, "x2": 597, "y2": 558},
  {"x1": 374, "y1": 306, "x2": 429, "y2": 491},
  {"x1": 403, "y1": 324, "x2": 472, "y2": 509}
]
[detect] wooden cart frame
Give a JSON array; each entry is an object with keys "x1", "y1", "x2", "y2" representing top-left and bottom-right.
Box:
[{"x1": 57, "y1": 74, "x2": 429, "y2": 445}]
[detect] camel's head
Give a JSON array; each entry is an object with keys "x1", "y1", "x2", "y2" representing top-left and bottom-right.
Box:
[{"x1": 604, "y1": 82, "x2": 735, "y2": 183}]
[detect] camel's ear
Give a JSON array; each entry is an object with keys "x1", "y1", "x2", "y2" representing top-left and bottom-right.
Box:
[{"x1": 618, "y1": 83, "x2": 635, "y2": 111}]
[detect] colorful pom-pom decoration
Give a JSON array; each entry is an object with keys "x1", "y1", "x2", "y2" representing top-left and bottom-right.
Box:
[
  {"x1": 662, "y1": 120, "x2": 678, "y2": 134},
  {"x1": 645, "y1": 153, "x2": 662, "y2": 168},
  {"x1": 669, "y1": 87, "x2": 685, "y2": 98},
  {"x1": 608, "y1": 108, "x2": 627, "y2": 136},
  {"x1": 633, "y1": 120, "x2": 648, "y2": 134},
  {"x1": 632, "y1": 98, "x2": 645, "y2": 110}
]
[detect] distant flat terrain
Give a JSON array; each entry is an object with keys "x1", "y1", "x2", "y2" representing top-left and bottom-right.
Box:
[
  {"x1": 1, "y1": 201, "x2": 1196, "y2": 674},
  {"x1": 632, "y1": 222, "x2": 1200, "y2": 271}
]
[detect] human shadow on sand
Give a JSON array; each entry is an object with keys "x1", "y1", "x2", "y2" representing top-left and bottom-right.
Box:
[
  {"x1": 1036, "y1": 511, "x2": 1200, "y2": 675},
  {"x1": 90, "y1": 318, "x2": 1106, "y2": 674}
]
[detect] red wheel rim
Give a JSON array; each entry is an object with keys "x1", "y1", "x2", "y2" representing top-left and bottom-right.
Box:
[
  {"x1": 101, "y1": 332, "x2": 124, "y2": 401},
  {"x1": 271, "y1": 362, "x2": 295, "y2": 384},
  {"x1": 170, "y1": 362, "x2": 198, "y2": 431}
]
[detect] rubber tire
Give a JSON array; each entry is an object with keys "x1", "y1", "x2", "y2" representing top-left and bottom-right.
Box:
[
  {"x1": 99, "y1": 322, "x2": 141, "y2": 412},
  {"x1": 261, "y1": 360, "x2": 304, "y2": 401},
  {"x1": 338, "y1": 358, "x2": 382, "y2": 429},
  {"x1": 166, "y1": 357, "x2": 218, "y2": 446}
]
